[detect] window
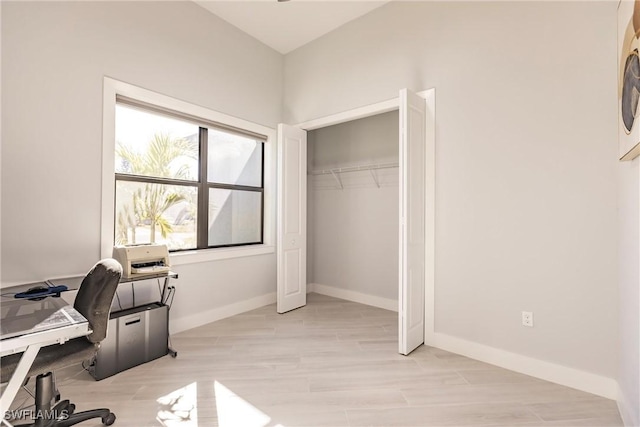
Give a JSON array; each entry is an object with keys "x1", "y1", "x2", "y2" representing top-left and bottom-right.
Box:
[{"x1": 114, "y1": 99, "x2": 265, "y2": 252}]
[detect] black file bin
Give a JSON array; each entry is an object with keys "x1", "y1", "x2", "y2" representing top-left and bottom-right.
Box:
[{"x1": 90, "y1": 302, "x2": 168, "y2": 380}]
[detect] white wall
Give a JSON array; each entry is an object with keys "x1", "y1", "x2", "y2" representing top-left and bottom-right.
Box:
[
  {"x1": 285, "y1": 1, "x2": 619, "y2": 382},
  {"x1": 1, "y1": 2, "x2": 282, "y2": 327},
  {"x1": 307, "y1": 111, "x2": 398, "y2": 302},
  {"x1": 618, "y1": 158, "x2": 639, "y2": 426}
]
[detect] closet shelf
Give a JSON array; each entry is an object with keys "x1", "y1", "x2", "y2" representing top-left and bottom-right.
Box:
[{"x1": 308, "y1": 162, "x2": 398, "y2": 190}]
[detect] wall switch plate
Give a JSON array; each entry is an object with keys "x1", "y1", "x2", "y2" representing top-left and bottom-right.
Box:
[{"x1": 522, "y1": 311, "x2": 533, "y2": 327}]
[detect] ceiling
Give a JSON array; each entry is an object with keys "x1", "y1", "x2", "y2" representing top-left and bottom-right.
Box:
[{"x1": 195, "y1": 1, "x2": 391, "y2": 54}]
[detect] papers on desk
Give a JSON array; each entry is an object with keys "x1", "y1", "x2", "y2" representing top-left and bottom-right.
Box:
[
  {"x1": 34, "y1": 307, "x2": 83, "y2": 330},
  {"x1": 1, "y1": 304, "x2": 87, "y2": 341}
]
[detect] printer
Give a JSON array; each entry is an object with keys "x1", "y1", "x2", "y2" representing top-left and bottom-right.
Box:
[{"x1": 112, "y1": 244, "x2": 171, "y2": 279}]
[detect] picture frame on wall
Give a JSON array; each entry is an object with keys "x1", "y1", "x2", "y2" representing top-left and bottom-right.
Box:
[{"x1": 618, "y1": 0, "x2": 640, "y2": 161}]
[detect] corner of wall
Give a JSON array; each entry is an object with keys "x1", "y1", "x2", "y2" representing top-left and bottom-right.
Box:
[{"x1": 617, "y1": 383, "x2": 640, "y2": 427}]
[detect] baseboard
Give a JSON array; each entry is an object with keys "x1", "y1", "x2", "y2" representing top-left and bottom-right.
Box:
[
  {"x1": 617, "y1": 384, "x2": 640, "y2": 426},
  {"x1": 310, "y1": 282, "x2": 398, "y2": 312},
  {"x1": 430, "y1": 332, "x2": 618, "y2": 400},
  {"x1": 169, "y1": 292, "x2": 276, "y2": 334}
]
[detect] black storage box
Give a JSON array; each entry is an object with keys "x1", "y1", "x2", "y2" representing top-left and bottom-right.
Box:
[{"x1": 89, "y1": 302, "x2": 168, "y2": 380}]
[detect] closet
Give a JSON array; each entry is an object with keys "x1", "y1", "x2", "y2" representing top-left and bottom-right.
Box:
[
  {"x1": 277, "y1": 88, "x2": 434, "y2": 355},
  {"x1": 306, "y1": 111, "x2": 399, "y2": 307}
]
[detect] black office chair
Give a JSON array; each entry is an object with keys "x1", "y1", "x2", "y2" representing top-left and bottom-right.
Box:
[{"x1": 1, "y1": 259, "x2": 123, "y2": 426}]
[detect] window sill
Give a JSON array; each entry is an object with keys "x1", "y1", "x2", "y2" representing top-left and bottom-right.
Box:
[{"x1": 169, "y1": 245, "x2": 275, "y2": 266}]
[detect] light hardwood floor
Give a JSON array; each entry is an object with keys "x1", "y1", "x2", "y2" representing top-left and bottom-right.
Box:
[{"x1": 9, "y1": 293, "x2": 623, "y2": 426}]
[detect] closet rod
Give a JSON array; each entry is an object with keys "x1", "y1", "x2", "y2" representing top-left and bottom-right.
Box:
[
  {"x1": 308, "y1": 162, "x2": 399, "y2": 176},
  {"x1": 308, "y1": 162, "x2": 398, "y2": 190}
]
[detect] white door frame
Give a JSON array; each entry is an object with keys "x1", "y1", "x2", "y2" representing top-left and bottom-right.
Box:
[
  {"x1": 295, "y1": 97, "x2": 400, "y2": 131},
  {"x1": 293, "y1": 89, "x2": 436, "y2": 346}
]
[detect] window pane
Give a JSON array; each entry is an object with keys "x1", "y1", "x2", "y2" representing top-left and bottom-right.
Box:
[
  {"x1": 207, "y1": 129, "x2": 262, "y2": 187},
  {"x1": 115, "y1": 181, "x2": 197, "y2": 250},
  {"x1": 115, "y1": 104, "x2": 199, "y2": 181},
  {"x1": 208, "y1": 189, "x2": 261, "y2": 246}
]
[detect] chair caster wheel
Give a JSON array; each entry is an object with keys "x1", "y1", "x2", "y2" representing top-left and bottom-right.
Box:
[{"x1": 102, "y1": 412, "x2": 116, "y2": 425}]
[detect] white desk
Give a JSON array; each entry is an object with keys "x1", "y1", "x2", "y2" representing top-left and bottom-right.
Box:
[{"x1": 0, "y1": 289, "x2": 89, "y2": 426}]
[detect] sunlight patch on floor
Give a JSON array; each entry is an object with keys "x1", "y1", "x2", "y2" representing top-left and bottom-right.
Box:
[
  {"x1": 156, "y1": 382, "x2": 198, "y2": 426},
  {"x1": 214, "y1": 381, "x2": 283, "y2": 427}
]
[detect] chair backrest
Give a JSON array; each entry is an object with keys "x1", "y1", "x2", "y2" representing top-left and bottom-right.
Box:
[{"x1": 74, "y1": 258, "x2": 122, "y2": 343}]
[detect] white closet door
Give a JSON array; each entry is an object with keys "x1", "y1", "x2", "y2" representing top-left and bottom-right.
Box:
[
  {"x1": 277, "y1": 124, "x2": 307, "y2": 313},
  {"x1": 399, "y1": 88, "x2": 427, "y2": 355}
]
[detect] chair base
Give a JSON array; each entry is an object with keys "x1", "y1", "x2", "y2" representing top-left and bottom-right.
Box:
[{"x1": 7, "y1": 372, "x2": 116, "y2": 427}]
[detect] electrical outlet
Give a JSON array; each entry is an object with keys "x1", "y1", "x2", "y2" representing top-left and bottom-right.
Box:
[{"x1": 522, "y1": 311, "x2": 533, "y2": 327}]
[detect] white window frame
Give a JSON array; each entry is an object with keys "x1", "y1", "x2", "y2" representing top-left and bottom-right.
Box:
[{"x1": 101, "y1": 77, "x2": 276, "y2": 265}]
